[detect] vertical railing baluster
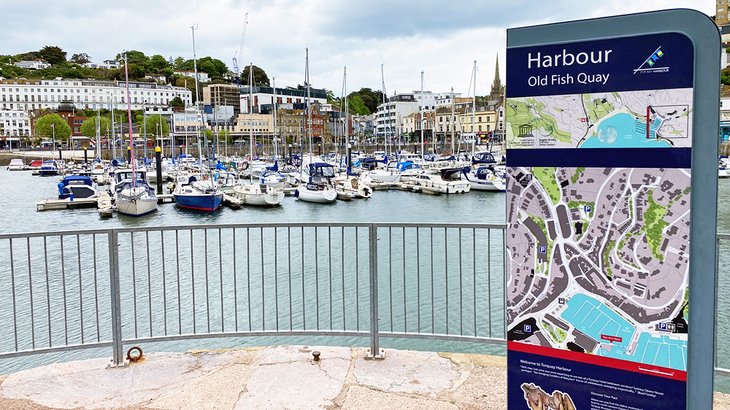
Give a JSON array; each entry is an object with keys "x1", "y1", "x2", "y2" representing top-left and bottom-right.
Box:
[
  {"x1": 430, "y1": 227, "x2": 434, "y2": 333},
  {"x1": 445, "y1": 227, "x2": 449, "y2": 335},
  {"x1": 77, "y1": 234, "x2": 84, "y2": 344},
  {"x1": 459, "y1": 228, "x2": 463, "y2": 336},
  {"x1": 161, "y1": 231, "x2": 167, "y2": 336},
  {"x1": 109, "y1": 230, "x2": 123, "y2": 366},
  {"x1": 247, "y1": 227, "x2": 252, "y2": 331},
  {"x1": 261, "y1": 227, "x2": 265, "y2": 331},
  {"x1": 356, "y1": 227, "x2": 360, "y2": 332},
  {"x1": 367, "y1": 224, "x2": 382, "y2": 358},
  {"x1": 328, "y1": 227, "x2": 332, "y2": 330},
  {"x1": 388, "y1": 226, "x2": 393, "y2": 333},
  {"x1": 503, "y1": 228, "x2": 507, "y2": 338},
  {"x1": 27, "y1": 237, "x2": 35, "y2": 349},
  {"x1": 233, "y1": 228, "x2": 238, "y2": 332},
  {"x1": 131, "y1": 232, "x2": 138, "y2": 339},
  {"x1": 205, "y1": 229, "x2": 210, "y2": 333},
  {"x1": 176, "y1": 229, "x2": 181, "y2": 335},
  {"x1": 60, "y1": 235, "x2": 68, "y2": 345},
  {"x1": 219, "y1": 228, "x2": 224, "y2": 332},
  {"x1": 473, "y1": 228, "x2": 477, "y2": 337},
  {"x1": 301, "y1": 226, "x2": 305, "y2": 330},
  {"x1": 10, "y1": 238, "x2": 18, "y2": 351},
  {"x1": 488, "y1": 229, "x2": 492, "y2": 337},
  {"x1": 315, "y1": 227, "x2": 319, "y2": 331},
  {"x1": 288, "y1": 227, "x2": 292, "y2": 331},
  {"x1": 341, "y1": 226, "x2": 345, "y2": 331},
  {"x1": 44, "y1": 237, "x2": 51, "y2": 347},
  {"x1": 417, "y1": 227, "x2": 421, "y2": 333},
  {"x1": 403, "y1": 227, "x2": 406, "y2": 334},
  {"x1": 274, "y1": 227, "x2": 279, "y2": 332},
  {"x1": 93, "y1": 235, "x2": 100, "y2": 343},
  {"x1": 146, "y1": 231, "x2": 152, "y2": 338},
  {"x1": 191, "y1": 229, "x2": 196, "y2": 333}
]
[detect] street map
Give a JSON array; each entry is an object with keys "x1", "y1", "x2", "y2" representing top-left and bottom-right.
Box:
[
  {"x1": 506, "y1": 166, "x2": 690, "y2": 371},
  {"x1": 505, "y1": 89, "x2": 693, "y2": 149}
]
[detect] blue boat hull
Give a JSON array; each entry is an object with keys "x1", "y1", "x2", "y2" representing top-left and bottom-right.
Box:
[{"x1": 174, "y1": 193, "x2": 223, "y2": 211}]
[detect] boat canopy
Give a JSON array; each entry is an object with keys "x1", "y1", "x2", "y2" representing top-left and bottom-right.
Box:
[
  {"x1": 472, "y1": 151, "x2": 497, "y2": 165},
  {"x1": 439, "y1": 168, "x2": 463, "y2": 181},
  {"x1": 61, "y1": 175, "x2": 94, "y2": 186}
]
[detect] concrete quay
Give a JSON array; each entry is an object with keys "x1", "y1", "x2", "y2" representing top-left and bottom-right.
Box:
[{"x1": 0, "y1": 346, "x2": 729, "y2": 409}]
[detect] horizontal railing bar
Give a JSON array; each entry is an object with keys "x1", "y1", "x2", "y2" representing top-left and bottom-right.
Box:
[
  {"x1": 0, "y1": 342, "x2": 112, "y2": 360},
  {"x1": 717, "y1": 233, "x2": 730, "y2": 240},
  {"x1": 0, "y1": 222, "x2": 509, "y2": 239},
  {"x1": 123, "y1": 330, "x2": 371, "y2": 345},
  {"x1": 380, "y1": 332, "x2": 507, "y2": 345},
  {"x1": 715, "y1": 367, "x2": 730, "y2": 377}
]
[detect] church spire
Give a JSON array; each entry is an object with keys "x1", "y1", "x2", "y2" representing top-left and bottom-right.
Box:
[{"x1": 489, "y1": 53, "x2": 504, "y2": 100}]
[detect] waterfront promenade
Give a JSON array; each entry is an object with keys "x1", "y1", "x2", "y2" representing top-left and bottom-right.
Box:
[{"x1": 0, "y1": 346, "x2": 729, "y2": 409}]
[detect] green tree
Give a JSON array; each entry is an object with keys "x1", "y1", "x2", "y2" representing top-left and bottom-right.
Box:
[
  {"x1": 79, "y1": 117, "x2": 111, "y2": 138},
  {"x1": 722, "y1": 67, "x2": 730, "y2": 86},
  {"x1": 35, "y1": 114, "x2": 71, "y2": 142},
  {"x1": 197, "y1": 56, "x2": 229, "y2": 79},
  {"x1": 70, "y1": 53, "x2": 91, "y2": 64},
  {"x1": 348, "y1": 94, "x2": 370, "y2": 115},
  {"x1": 38, "y1": 46, "x2": 67, "y2": 65},
  {"x1": 240, "y1": 64, "x2": 269, "y2": 85},
  {"x1": 143, "y1": 115, "x2": 170, "y2": 139},
  {"x1": 116, "y1": 50, "x2": 146, "y2": 65},
  {"x1": 168, "y1": 96, "x2": 185, "y2": 110},
  {"x1": 148, "y1": 54, "x2": 170, "y2": 72},
  {"x1": 349, "y1": 88, "x2": 384, "y2": 114}
]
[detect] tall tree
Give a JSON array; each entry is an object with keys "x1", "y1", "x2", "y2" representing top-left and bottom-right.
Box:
[
  {"x1": 79, "y1": 117, "x2": 111, "y2": 138},
  {"x1": 35, "y1": 114, "x2": 71, "y2": 142},
  {"x1": 70, "y1": 53, "x2": 91, "y2": 64},
  {"x1": 240, "y1": 65, "x2": 269, "y2": 86},
  {"x1": 168, "y1": 96, "x2": 185, "y2": 110},
  {"x1": 148, "y1": 54, "x2": 170, "y2": 72},
  {"x1": 38, "y1": 45, "x2": 66, "y2": 65},
  {"x1": 143, "y1": 115, "x2": 170, "y2": 140}
]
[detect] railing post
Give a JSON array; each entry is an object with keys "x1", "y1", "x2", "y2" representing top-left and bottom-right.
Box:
[
  {"x1": 108, "y1": 230, "x2": 126, "y2": 368},
  {"x1": 366, "y1": 224, "x2": 384, "y2": 359}
]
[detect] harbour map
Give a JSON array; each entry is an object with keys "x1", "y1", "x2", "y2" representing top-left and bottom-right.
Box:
[
  {"x1": 505, "y1": 88, "x2": 693, "y2": 149},
  {"x1": 506, "y1": 165, "x2": 690, "y2": 371}
]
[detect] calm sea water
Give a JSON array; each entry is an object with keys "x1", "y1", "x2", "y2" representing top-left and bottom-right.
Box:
[{"x1": 1, "y1": 168, "x2": 730, "y2": 391}]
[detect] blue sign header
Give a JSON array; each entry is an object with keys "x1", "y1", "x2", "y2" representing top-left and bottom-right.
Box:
[{"x1": 506, "y1": 32, "x2": 694, "y2": 98}]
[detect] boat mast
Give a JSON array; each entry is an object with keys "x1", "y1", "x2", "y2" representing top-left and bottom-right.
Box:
[
  {"x1": 306, "y1": 48, "x2": 312, "y2": 164},
  {"x1": 249, "y1": 62, "x2": 254, "y2": 183},
  {"x1": 471, "y1": 60, "x2": 477, "y2": 155},
  {"x1": 273, "y1": 77, "x2": 278, "y2": 161},
  {"x1": 111, "y1": 92, "x2": 116, "y2": 160},
  {"x1": 380, "y1": 63, "x2": 387, "y2": 156},
  {"x1": 95, "y1": 105, "x2": 101, "y2": 159},
  {"x1": 191, "y1": 24, "x2": 210, "y2": 181},
  {"x1": 450, "y1": 86, "x2": 455, "y2": 156},
  {"x1": 420, "y1": 70, "x2": 424, "y2": 159},
  {"x1": 342, "y1": 66, "x2": 347, "y2": 172},
  {"x1": 123, "y1": 54, "x2": 136, "y2": 188}
]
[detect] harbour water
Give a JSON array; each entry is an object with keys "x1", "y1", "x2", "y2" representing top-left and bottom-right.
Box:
[{"x1": 1, "y1": 168, "x2": 730, "y2": 390}]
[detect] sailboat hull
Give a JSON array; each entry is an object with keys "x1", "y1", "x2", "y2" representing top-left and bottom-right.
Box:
[
  {"x1": 295, "y1": 186, "x2": 337, "y2": 203},
  {"x1": 174, "y1": 192, "x2": 223, "y2": 211},
  {"x1": 117, "y1": 197, "x2": 158, "y2": 216}
]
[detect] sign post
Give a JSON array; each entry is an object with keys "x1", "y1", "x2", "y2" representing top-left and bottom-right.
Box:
[{"x1": 505, "y1": 9, "x2": 719, "y2": 409}]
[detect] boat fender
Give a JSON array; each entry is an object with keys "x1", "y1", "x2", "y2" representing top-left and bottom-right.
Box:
[
  {"x1": 240, "y1": 161, "x2": 249, "y2": 170},
  {"x1": 126, "y1": 346, "x2": 143, "y2": 363},
  {"x1": 57, "y1": 182, "x2": 65, "y2": 196},
  {"x1": 294, "y1": 189, "x2": 299, "y2": 198}
]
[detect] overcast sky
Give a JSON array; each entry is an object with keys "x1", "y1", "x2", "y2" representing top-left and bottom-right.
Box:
[{"x1": 0, "y1": 1, "x2": 714, "y2": 97}]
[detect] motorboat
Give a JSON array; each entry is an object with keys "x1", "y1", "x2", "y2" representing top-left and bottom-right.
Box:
[
  {"x1": 58, "y1": 175, "x2": 99, "y2": 200},
  {"x1": 38, "y1": 160, "x2": 59, "y2": 176},
  {"x1": 405, "y1": 167, "x2": 471, "y2": 194},
  {"x1": 111, "y1": 169, "x2": 158, "y2": 216},
  {"x1": 7, "y1": 158, "x2": 25, "y2": 171},
  {"x1": 294, "y1": 162, "x2": 337, "y2": 203},
  {"x1": 173, "y1": 175, "x2": 223, "y2": 211},
  {"x1": 335, "y1": 174, "x2": 373, "y2": 199},
  {"x1": 462, "y1": 166, "x2": 506, "y2": 191},
  {"x1": 720, "y1": 158, "x2": 730, "y2": 179},
  {"x1": 229, "y1": 179, "x2": 285, "y2": 206}
]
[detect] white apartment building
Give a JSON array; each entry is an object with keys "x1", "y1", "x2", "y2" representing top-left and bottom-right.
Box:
[
  {"x1": 434, "y1": 91, "x2": 462, "y2": 106},
  {"x1": 0, "y1": 109, "x2": 31, "y2": 137},
  {"x1": 82, "y1": 59, "x2": 121, "y2": 70},
  {"x1": 0, "y1": 78, "x2": 192, "y2": 112},
  {"x1": 14, "y1": 60, "x2": 50, "y2": 70},
  {"x1": 240, "y1": 85, "x2": 327, "y2": 114},
  {"x1": 174, "y1": 71, "x2": 210, "y2": 83},
  {"x1": 375, "y1": 91, "x2": 446, "y2": 138}
]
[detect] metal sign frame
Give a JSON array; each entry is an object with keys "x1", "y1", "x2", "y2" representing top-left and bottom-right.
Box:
[{"x1": 506, "y1": 9, "x2": 719, "y2": 408}]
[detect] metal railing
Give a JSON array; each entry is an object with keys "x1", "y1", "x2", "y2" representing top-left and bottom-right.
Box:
[
  {"x1": 1, "y1": 222, "x2": 728, "y2": 379},
  {"x1": 0, "y1": 222, "x2": 506, "y2": 367}
]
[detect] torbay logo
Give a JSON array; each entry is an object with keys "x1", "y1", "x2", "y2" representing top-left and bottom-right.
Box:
[{"x1": 633, "y1": 46, "x2": 669, "y2": 74}]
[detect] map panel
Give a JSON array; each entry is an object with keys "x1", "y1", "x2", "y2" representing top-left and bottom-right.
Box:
[
  {"x1": 505, "y1": 89, "x2": 693, "y2": 149},
  {"x1": 506, "y1": 166, "x2": 690, "y2": 370}
]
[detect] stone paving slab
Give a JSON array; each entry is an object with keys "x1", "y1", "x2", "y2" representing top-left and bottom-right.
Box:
[{"x1": 1, "y1": 346, "x2": 730, "y2": 409}]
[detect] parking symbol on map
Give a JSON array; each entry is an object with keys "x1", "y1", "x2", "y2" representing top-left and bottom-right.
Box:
[
  {"x1": 558, "y1": 298, "x2": 566, "y2": 305},
  {"x1": 538, "y1": 245, "x2": 546, "y2": 254},
  {"x1": 584, "y1": 205, "x2": 592, "y2": 213},
  {"x1": 523, "y1": 324, "x2": 532, "y2": 333}
]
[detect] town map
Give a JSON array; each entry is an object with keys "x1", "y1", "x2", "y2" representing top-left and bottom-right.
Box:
[
  {"x1": 506, "y1": 166, "x2": 690, "y2": 371},
  {"x1": 505, "y1": 89, "x2": 693, "y2": 149}
]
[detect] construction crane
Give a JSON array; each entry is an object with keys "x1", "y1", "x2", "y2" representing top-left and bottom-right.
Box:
[{"x1": 232, "y1": 12, "x2": 248, "y2": 85}]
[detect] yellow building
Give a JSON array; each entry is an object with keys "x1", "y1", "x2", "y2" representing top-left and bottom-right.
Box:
[
  {"x1": 718, "y1": 0, "x2": 730, "y2": 26},
  {"x1": 458, "y1": 109, "x2": 498, "y2": 143}
]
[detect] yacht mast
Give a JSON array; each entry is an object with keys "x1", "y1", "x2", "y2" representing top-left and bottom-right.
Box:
[
  {"x1": 273, "y1": 77, "x2": 278, "y2": 161},
  {"x1": 450, "y1": 86, "x2": 455, "y2": 155},
  {"x1": 420, "y1": 70, "x2": 424, "y2": 158},
  {"x1": 123, "y1": 54, "x2": 136, "y2": 187},
  {"x1": 249, "y1": 62, "x2": 254, "y2": 183},
  {"x1": 471, "y1": 60, "x2": 477, "y2": 155},
  {"x1": 380, "y1": 63, "x2": 388, "y2": 156},
  {"x1": 306, "y1": 48, "x2": 312, "y2": 163}
]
